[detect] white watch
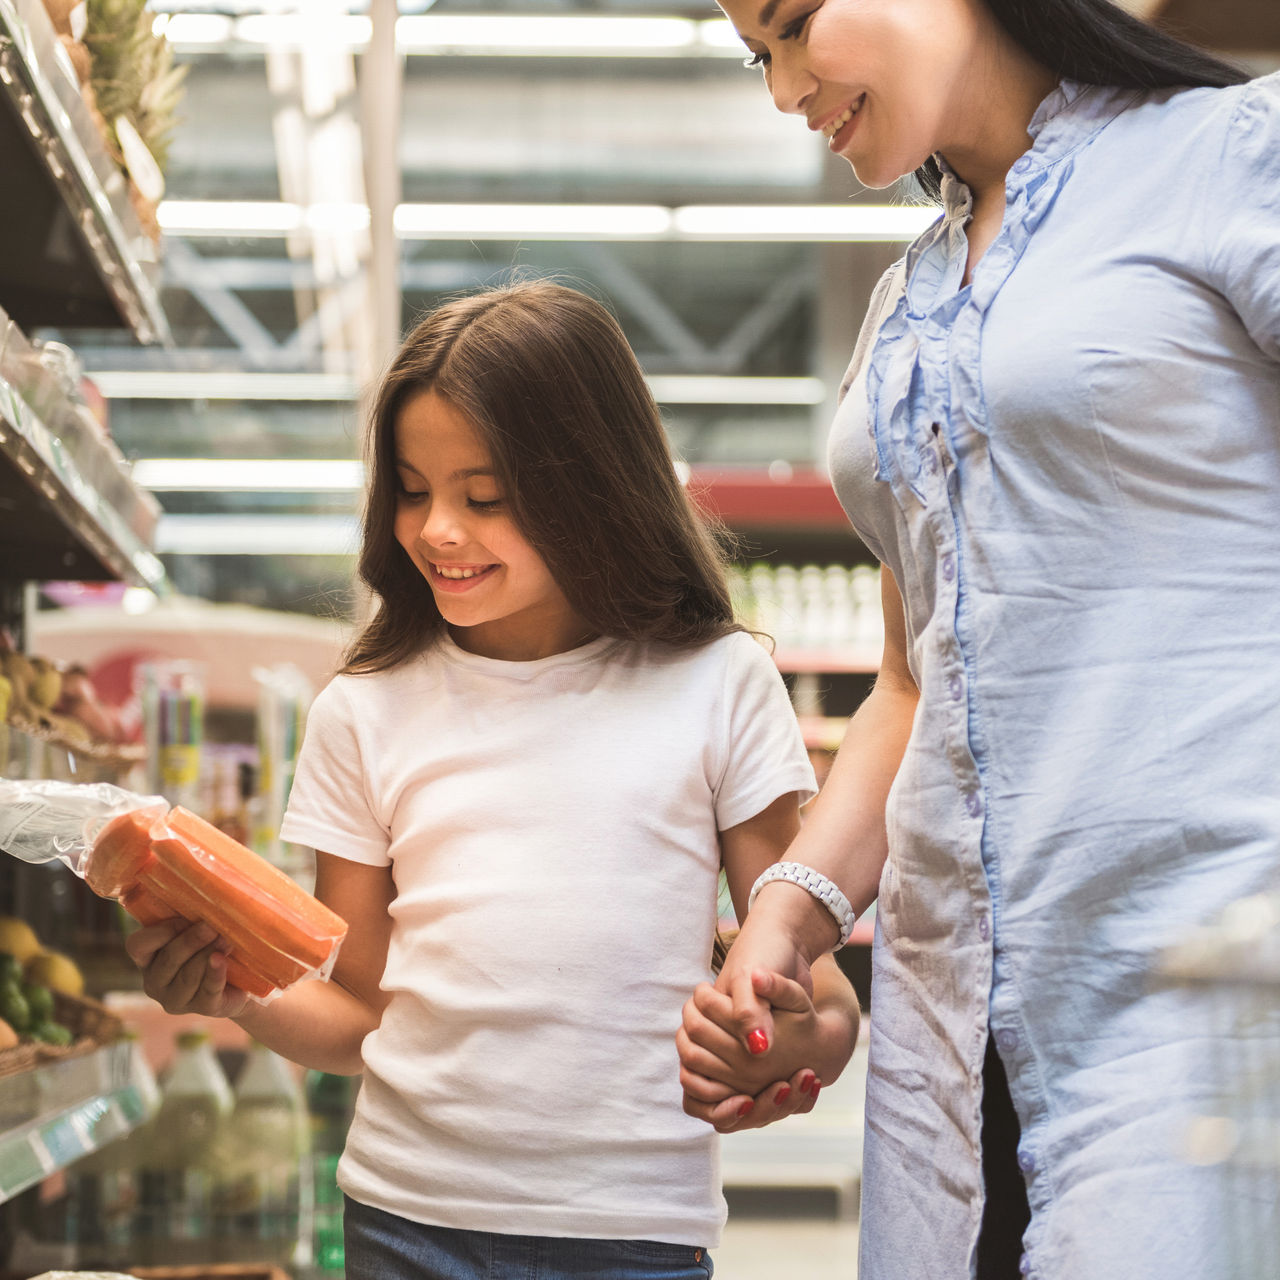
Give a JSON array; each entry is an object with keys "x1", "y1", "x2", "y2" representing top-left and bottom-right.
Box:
[{"x1": 747, "y1": 861, "x2": 858, "y2": 949}]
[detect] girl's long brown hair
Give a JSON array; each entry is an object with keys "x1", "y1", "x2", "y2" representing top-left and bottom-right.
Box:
[{"x1": 344, "y1": 280, "x2": 739, "y2": 673}]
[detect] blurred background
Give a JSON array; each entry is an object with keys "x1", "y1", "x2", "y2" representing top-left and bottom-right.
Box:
[{"x1": 0, "y1": 1, "x2": 1276, "y2": 1276}]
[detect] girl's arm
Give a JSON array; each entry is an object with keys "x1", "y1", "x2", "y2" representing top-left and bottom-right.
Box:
[
  {"x1": 682, "y1": 792, "x2": 860, "y2": 1131},
  {"x1": 716, "y1": 569, "x2": 918, "y2": 1052},
  {"x1": 124, "y1": 851, "x2": 394, "y2": 1076}
]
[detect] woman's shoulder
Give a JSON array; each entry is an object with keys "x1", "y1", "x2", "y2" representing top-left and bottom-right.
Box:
[{"x1": 1138, "y1": 72, "x2": 1280, "y2": 145}]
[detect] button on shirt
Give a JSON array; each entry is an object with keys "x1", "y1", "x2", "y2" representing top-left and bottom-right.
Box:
[{"x1": 829, "y1": 76, "x2": 1280, "y2": 1279}]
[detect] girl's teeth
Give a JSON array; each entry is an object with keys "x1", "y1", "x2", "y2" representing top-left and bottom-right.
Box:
[{"x1": 438, "y1": 566, "x2": 484, "y2": 579}]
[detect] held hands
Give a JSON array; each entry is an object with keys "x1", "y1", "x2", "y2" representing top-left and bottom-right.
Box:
[
  {"x1": 678, "y1": 970, "x2": 826, "y2": 1133},
  {"x1": 125, "y1": 918, "x2": 251, "y2": 1019}
]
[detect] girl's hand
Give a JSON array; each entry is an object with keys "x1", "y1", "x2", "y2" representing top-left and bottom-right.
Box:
[
  {"x1": 125, "y1": 918, "x2": 251, "y2": 1019},
  {"x1": 682, "y1": 1062, "x2": 821, "y2": 1134}
]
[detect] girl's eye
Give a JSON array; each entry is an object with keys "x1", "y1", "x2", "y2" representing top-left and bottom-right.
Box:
[
  {"x1": 469, "y1": 498, "x2": 502, "y2": 511},
  {"x1": 397, "y1": 484, "x2": 428, "y2": 503},
  {"x1": 743, "y1": 48, "x2": 768, "y2": 69}
]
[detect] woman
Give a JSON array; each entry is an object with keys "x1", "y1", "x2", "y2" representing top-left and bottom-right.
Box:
[{"x1": 677, "y1": 1, "x2": 1279, "y2": 1276}]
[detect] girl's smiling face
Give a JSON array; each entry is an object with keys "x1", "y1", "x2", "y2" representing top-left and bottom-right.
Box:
[
  {"x1": 393, "y1": 388, "x2": 591, "y2": 661},
  {"x1": 718, "y1": 0, "x2": 992, "y2": 189}
]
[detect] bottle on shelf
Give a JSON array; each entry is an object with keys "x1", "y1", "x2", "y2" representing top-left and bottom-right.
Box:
[
  {"x1": 66, "y1": 1028, "x2": 161, "y2": 1269},
  {"x1": 214, "y1": 1039, "x2": 311, "y2": 1266},
  {"x1": 136, "y1": 1027, "x2": 233, "y2": 1265},
  {"x1": 306, "y1": 1069, "x2": 357, "y2": 1279}
]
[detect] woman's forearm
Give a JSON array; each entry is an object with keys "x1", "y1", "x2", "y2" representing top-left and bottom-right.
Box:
[
  {"x1": 233, "y1": 976, "x2": 381, "y2": 1075},
  {"x1": 758, "y1": 672, "x2": 919, "y2": 967}
]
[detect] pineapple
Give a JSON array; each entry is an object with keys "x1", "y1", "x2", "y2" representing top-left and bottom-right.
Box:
[{"x1": 83, "y1": 0, "x2": 186, "y2": 176}]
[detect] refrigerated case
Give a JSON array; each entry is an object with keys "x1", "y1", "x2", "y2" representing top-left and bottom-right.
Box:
[{"x1": 0, "y1": 0, "x2": 171, "y2": 1238}]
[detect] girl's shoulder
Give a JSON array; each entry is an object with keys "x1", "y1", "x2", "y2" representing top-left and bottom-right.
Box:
[
  {"x1": 619, "y1": 630, "x2": 783, "y2": 695},
  {"x1": 315, "y1": 649, "x2": 443, "y2": 717}
]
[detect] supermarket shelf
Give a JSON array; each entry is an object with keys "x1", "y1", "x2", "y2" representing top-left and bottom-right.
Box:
[
  {"x1": 0, "y1": 0, "x2": 171, "y2": 342},
  {"x1": 775, "y1": 647, "x2": 879, "y2": 674},
  {"x1": 0, "y1": 1038, "x2": 154, "y2": 1205},
  {"x1": 797, "y1": 714, "x2": 849, "y2": 753},
  {"x1": 0, "y1": 355, "x2": 164, "y2": 586},
  {"x1": 689, "y1": 466, "x2": 853, "y2": 531}
]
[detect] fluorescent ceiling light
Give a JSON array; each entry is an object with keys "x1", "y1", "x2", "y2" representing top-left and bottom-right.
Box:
[
  {"x1": 395, "y1": 15, "x2": 698, "y2": 54},
  {"x1": 158, "y1": 11, "x2": 744, "y2": 57},
  {"x1": 235, "y1": 13, "x2": 372, "y2": 46},
  {"x1": 133, "y1": 459, "x2": 365, "y2": 492},
  {"x1": 157, "y1": 201, "x2": 304, "y2": 236},
  {"x1": 93, "y1": 371, "x2": 821, "y2": 406},
  {"x1": 647, "y1": 376, "x2": 824, "y2": 406},
  {"x1": 673, "y1": 204, "x2": 937, "y2": 240},
  {"x1": 155, "y1": 14, "x2": 235, "y2": 44},
  {"x1": 393, "y1": 203, "x2": 672, "y2": 240},
  {"x1": 89, "y1": 371, "x2": 359, "y2": 400},
  {"x1": 158, "y1": 200, "x2": 933, "y2": 242},
  {"x1": 156, "y1": 515, "x2": 361, "y2": 556}
]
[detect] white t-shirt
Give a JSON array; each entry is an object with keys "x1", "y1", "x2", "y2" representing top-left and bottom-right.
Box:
[{"x1": 280, "y1": 629, "x2": 816, "y2": 1247}]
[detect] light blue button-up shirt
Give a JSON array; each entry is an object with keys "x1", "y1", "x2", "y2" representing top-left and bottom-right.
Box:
[{"x1": 829, "y1": 74, "x2": 1280, "y2": 1279}]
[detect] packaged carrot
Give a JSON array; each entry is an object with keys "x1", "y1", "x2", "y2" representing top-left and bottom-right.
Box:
[{"x1": 0, "y1": 779, "x2": 347, "y2": 1002}]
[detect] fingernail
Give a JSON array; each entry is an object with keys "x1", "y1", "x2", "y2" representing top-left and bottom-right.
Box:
[
  {"x1": 774, "y1": 1086, "x2": 791, "y2": 1105},
  {"x1": 747, "y1": 1029, "x2": 769, "y2": 1055},
  {"x1": 812, "y1": 1082, "x2": 822, "y2": 1100},
  {"x1": 738, "y1": 1099, "x2": 754, "y2": 1118},
  {"x1": 799, "y1": 1071, "x2": 816, "y2": 1094}
]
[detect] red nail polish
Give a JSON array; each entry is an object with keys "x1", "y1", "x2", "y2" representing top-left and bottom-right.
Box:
[
  {"x1": 738, "y1": 1099, "x2": 754, "y2": 1117},
  {"x1": 799, "y1": 1071, "x2": 816, "y2": 1094},
  {"x1": 774, "y1": 1086, "x2": 791, "y2": 1105},
  {"x1": 812, "y1": 1082, "x2": 822, "y2": 1101},
  {"x1": 747, "y1": 1029, "x2": 769, "y2": 1055}
]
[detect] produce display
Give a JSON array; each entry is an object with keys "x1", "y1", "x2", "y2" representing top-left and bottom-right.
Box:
[
  {"x1": 0, "y1": 641, "x2": 144, "y2": 771},
  {"x1": 38, "y1": 0, "x2": 187, "y2": 241},
  {"x1": 0, "y1": 913, "x2": 84, "y2": 1050},
  {"x1": 1, "y1": 780, "x2": 348, "y2": 1002}
]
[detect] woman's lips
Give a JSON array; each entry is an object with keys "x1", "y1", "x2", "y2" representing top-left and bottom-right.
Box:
[{"x1": 822, "y1": 95, "x2": 865, "y2": 152}]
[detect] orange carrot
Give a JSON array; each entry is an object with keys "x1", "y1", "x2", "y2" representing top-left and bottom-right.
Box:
[
  {"x1": 166, "y1": 808, "x2": 344, "y2": 953},
  {"x1": 120, "y1": 883, "x2": 275, "y2": 999},
  {"x1": 143, "y1": 845, "x2": 313, "y2": 989},
  {"x1": 86, "y1": 803, "x2": 348, "y2": 998},
  {"x1": 86, "y1": 809, "x2": 157, "y2": 898}
]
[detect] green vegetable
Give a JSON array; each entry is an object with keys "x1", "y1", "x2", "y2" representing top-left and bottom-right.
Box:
[
  {"x1": 22, "y1": 982, "x2": 53, "y2": 1023},
  {"x1": 31, "y1": 1021, "x2": 73, "y2": 1047},
  {"x1": 0, "y1": 981, "x2": 31, "y2": 1033},
  {"x1": 0, "y1": 952, "x2": 21, "y2": 984}
]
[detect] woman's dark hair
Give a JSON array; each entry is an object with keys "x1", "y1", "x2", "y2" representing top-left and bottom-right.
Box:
[
  {"x1": 344, "y1": 279, "x2": 739, "y2": 673},
  {"x1": 914, "y1": 0, "x2": 1250, "y2": 199}
]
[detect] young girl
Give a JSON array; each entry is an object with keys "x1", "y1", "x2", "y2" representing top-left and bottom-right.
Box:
[{"x1": 127, "y1": 280, "x2": 860, "y2": 1279}]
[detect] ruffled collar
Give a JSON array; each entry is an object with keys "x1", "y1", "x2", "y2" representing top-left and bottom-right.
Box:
[{"x1": 937, "y1": 79, "x2": 1139, "y2": 222}]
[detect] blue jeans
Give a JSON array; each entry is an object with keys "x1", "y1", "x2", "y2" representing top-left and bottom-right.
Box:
[{"x1": 343, "y1": 1196, "x2": 714, "y2": 1280}]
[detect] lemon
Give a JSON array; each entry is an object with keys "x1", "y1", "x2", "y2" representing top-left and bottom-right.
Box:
[
  {"x1": 0, "y1": 917, "x2": 41, "y2": 964},
  {"x1": 23, "y1": 950, "x2": 84, "y2": 998}
]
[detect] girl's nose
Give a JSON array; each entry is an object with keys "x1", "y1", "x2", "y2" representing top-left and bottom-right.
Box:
[{"x1": 419, "y1": 504, "x2": 463, "y2": 548}]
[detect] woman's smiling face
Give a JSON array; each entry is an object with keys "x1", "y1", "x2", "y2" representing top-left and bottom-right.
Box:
[{"x1": 718, "y1": 0, "x2": 990, "y2": 189}]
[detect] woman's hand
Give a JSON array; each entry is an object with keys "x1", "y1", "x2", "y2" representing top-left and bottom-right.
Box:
[
  {"x1": 125, "y1": 917, "x2": 251, "y2": 1019},
  {"x1": 679, "y1": 968, "x2": 839, "y2": 1133},
  {"x1": 711, "y1": 885, "x2": 824, "y2": 1056}
]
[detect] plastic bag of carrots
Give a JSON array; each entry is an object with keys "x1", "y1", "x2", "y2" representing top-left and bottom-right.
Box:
[{"x1": 0, "y1": 779, "x2": 347, "y2": 1001}]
